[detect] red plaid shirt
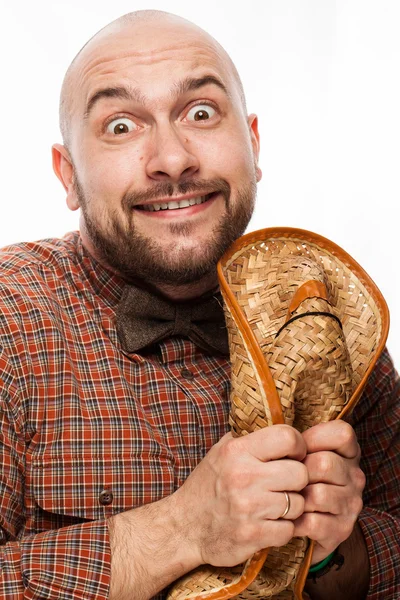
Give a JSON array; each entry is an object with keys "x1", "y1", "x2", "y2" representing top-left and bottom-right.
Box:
[{"x1": 0, "y1": 232, "x2": 398, "y2": 599}]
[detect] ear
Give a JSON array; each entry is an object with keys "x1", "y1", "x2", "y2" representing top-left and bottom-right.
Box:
[
  {"x1": 52, "y1": 144, "x2": 80, "y2": 211},
  {"x1": 247, "y1": 114, "x2": 262, "y2": 182}
]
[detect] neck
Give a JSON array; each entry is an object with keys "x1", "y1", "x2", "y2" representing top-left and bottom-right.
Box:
[{"x1": 80, "y1": 232, "x2": 220, "y2": 302}]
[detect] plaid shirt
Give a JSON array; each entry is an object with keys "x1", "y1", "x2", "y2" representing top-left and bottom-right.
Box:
[{"x1": 0, "y1": 232, "x2": 397, "y2": 599}]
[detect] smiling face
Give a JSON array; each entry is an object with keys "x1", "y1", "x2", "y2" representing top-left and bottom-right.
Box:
[{"x1": 53, "y1": 13, "x2": 261, "y2": 295}]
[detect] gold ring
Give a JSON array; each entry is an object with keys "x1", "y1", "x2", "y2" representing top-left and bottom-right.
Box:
[{"x1": 280, "y1": 491, "x2": 291, "y2": 518}]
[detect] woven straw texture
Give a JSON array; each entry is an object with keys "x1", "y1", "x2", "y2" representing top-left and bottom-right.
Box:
[{"x1": 168, "y1": 233, "x2": 384, "y2": 600}]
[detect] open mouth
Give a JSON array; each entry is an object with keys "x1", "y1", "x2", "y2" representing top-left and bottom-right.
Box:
[{"x1": 135, "y1": 192, "x2": 216, "y2": 212}]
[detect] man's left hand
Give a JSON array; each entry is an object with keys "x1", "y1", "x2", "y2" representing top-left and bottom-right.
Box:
[{"x1": 292, "y1": 420, "x2": 366, "y2": 564}]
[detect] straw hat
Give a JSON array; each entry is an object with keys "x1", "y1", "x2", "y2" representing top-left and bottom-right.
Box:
[{"x1": 168, "y1": 227, "x2": 389, "y2": 600}]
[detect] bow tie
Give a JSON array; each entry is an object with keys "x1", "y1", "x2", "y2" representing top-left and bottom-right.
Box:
[{"x1": 115, "y1": 284, "x2": 229, "y2": 355}]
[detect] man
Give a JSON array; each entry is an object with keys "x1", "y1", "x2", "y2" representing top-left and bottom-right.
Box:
[{"x1": 0, "y1": 9, "x2": 398, "y2": 600}]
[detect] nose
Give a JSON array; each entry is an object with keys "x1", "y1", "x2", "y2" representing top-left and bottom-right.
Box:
[{"x1": 145, "y1": 123, "x2": 199, "y2": 182}]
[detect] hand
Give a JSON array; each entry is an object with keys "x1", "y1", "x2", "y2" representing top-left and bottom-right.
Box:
[
  {"x1": 173, "y1": 425, "x2": 308, "y2": 568},
  {"x1": 293, "y1": 420, "x2": 366, "y2": 564}
]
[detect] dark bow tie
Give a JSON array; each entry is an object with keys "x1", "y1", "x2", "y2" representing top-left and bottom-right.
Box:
[{"x1": 115, "y1": 284, "x2": 229, "y2": 355}]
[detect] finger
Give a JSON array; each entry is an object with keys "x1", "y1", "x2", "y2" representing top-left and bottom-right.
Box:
[
  {"x1": 293, "y1": 512, "x2": 338, "y2": 545},
  {"x1": 274, "y1": 491, "x2": 305, "y2": 521},
  {"x1": 301, "y1": 421, "x2": 360, "y2": 459},
  {"x1": 260, "y1": 459, "x2": 309, "y2": 492},
  {"x1": 303, "y1": 451, "x2": 349, "y2": 485},
  {"x1": 257, "y1": 518, "x2": 295, "y2": 549},
  {"x1": 247, "y1": 490, "x2": 305, "y2": 521},
  {"x1": 293, "y1": 512, "x2": 357, "y2": 549},
  {"x1": 302, "y1": 483, "x2": 353, "y2": 514},
  {"x1": 240, "y1": 424, "x2": 307, "y2": 462}
]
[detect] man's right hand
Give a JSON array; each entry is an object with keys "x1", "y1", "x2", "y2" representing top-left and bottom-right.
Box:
[
  {"x1": 173, "y1": 424, "x2": 308, "y2": 568},
  {"x1": 108, "y1": 424, "x2": 308, "y2": 600}
]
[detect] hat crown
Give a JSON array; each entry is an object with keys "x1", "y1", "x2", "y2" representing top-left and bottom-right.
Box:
[{"x1": 222, "y1": 234, "x2": 384, "y2": 396}]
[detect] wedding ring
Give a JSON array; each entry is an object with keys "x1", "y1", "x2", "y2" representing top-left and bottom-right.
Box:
[{"x1": 280, "y1": 491, "x2": 291, "y2": 518}]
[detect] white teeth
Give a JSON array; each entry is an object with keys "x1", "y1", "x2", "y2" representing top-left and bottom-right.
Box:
[
  {"x1": 178, "y1": 199, "x2": 190, "y2": 208},
  {"x1": 168, "y1": 201, "x2": 179, "y2": 209},
  {"x1": 141, "y1": 195, "x2": 208, "y2": 211}
]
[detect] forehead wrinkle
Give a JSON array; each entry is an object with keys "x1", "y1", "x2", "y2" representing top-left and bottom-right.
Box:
[{"x1": 79, "y1": 37, "x2": 218, "y2": 80}]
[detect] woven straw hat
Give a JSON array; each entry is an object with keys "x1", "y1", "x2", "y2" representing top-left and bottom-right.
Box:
[{"x1": 168, "y1": 227, "x2": 389, "y2": 600}]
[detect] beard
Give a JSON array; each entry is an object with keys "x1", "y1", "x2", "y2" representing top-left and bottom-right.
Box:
[{"x1": 75, "y1": 176, "x2": 256, "y2": 286}]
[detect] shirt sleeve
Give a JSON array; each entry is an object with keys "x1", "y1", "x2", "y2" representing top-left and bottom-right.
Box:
[
  {"x1": 2, "y1": 522, "x2": 111, "y2": 599},
  {"x1": 0, "y1": 349, "x2": 111, "y2": 599},
  {"x1": 350, "y1": 348, "x2": 400, "y2": 599}
]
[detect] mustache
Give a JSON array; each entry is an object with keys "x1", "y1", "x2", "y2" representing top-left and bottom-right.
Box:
[{"x1": 121, "y1": 178, "x2": 230, "y2": 210}]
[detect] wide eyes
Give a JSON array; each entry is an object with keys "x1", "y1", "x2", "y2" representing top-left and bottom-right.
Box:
[
  {"x1": 186, "y1": 104, "x2": 216, "y2": 122},
  {"x1": 106, "y1": 117, "x2": 137, "y2": 135},
  {"x1": 104, "y1": 103, "x2": 217, "y2": 136}
]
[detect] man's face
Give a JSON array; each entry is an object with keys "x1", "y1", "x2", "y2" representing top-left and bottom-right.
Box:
[{"x1": 59, "y1": 20, "x2": 261, "y2": 286}]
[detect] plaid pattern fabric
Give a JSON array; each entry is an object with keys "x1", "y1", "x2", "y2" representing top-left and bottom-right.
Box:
[
  {"x1": 0, "y1": 231, "x2": 397, "y2": 599},
  {"x1": 347, "y1": 355, "x2": 400, "y2": 598}
]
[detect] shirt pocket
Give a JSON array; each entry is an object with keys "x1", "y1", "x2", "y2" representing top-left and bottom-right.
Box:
[{"x1": 29, "y1": 453, "x2": 175, "y2": 527}]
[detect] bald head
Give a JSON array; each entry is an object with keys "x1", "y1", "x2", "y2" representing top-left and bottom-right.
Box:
[{"x1": 59, "y1": 10, "x2": 246, "y2": 149}]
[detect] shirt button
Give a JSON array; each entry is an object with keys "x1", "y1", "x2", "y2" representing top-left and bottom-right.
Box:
[
  {"x1": 180, "y1": 368, "x2": 195, "y2": 380},
  {"x1": 99, "y1": 489, "x2": 114, "y2": 506}
]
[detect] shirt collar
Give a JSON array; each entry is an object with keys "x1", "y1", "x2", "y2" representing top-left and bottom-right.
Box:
[{"x1": 72, "y1": 232, "x2": 126, "y2": 308}]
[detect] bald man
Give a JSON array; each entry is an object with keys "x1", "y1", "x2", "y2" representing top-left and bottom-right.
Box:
[{"x1": 0, "y1": 10, "x2": 398, "y2": 600}]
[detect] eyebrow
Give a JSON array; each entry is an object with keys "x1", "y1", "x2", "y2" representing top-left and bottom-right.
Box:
[
  {"x1": 174, "y1": 75, "x2": 230, "y2": 98},
  {"x1": 84, "y1": 75, "x2": 230, "y2": 119},
  {"x1": 84, "y1": 86, "x2": 145, "y2": 119}
]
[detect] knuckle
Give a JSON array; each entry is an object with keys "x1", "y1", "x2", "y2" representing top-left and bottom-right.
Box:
[
  {"x1": 349, "y1": 495, "x2": 363, "y2": 517},
  {"x1": 220, "y1": 437, "x2": 240, "y2": 461},
  {"x1": 296, "y1": 463, "x2": 309, "y2": 489},
  {"x1": 355, "y1": 496, "x2": 364, "y2": 515},
  {"x1": 313, "y1": 483, "x2": 328, "y2": 507},
  {"x1": 354, "y1": 468, "x2": 366, "y2": 491},
  {"x1": 289, "y1": 462, "x2": 308, "y2": 490},
  {"x1": 279, "y1": 425, "x2": 301, "y2": 451},
  {"x1": 317, "y1": 452, "x2": 335, "y2": 478},
  {"x1": 337, "y1": 520, "x2": 352, "y2": 542},
  {"x1": 355, "y1": 442, "x2": 362, "y2": 461},
  {"x1": 339, "y1": 421, "x2": 356, "y2": 444},
  {"x1": 233, "y1": 433, "x2": 250, "y2": 453}
]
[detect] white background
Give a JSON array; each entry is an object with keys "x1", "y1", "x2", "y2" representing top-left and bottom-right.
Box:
[{"x1": 0, "y1": 1, "x2": 398, "y2": 365}]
